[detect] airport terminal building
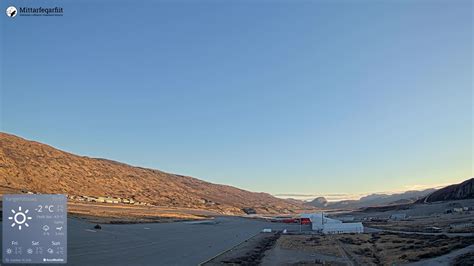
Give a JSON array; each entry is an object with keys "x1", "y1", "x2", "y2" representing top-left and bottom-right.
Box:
[{"x1": 301, "y1": 213, "x2": 364, "y2": 234}]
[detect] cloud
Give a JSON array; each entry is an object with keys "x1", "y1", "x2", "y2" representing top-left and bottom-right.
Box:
[
  {"x1": 274, "y1": 193, "x2": 318, "y2": 197},
  {"x1": 273, "y1": 180, "x2": 457, "y2": 202},
  {"x1": 402, "y1": 183, "x2": 450, "y2": 191},
  {"x1": 274, "y1": 193, "x2": 363, "y2": 202}
]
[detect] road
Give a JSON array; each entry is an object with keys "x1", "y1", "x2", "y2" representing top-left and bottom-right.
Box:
[
  {"x1": 365, "y1": 227, "x2": 474, "y2": 237},
  {"x1": 1, "y1": 216, "x2": 300, "y2": 266},
  {"x1": 365, "y1": 227, "x2": 474, "y2": 265},
  {"x1": 406, "y1": 244, "x2": 474, "y2": 266},
  {"x1": 335, "y1": 240, "x2": 355, "y2": 266}
]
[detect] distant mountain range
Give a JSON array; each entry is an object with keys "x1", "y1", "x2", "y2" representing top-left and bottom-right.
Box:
[
  {"x1": 417, "y1": 178, "x2": 474, "y2": 203},
  {"x1": 305, "y1": 178, "x2": 474, "y2": 210},
  {"x1": 0, "y1": 132, "x2": 304, "y2": 215},
  {"x1": 306, "y1": 188, "x2": 436, "y2": 210}
]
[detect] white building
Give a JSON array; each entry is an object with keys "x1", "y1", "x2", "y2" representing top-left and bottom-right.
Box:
[
  {"x1": 306, "y1": 213, "x2": 342, "y2": 231},
  {"x1": 301, "y1": 213, "x2": 364, "y2": 234},
  {"x1": 390, "y1": 213, "x2": 407, "y2": 220},
  {"x1": 322, "y1": 222, "x2": 364, "y2": 234},
  {"x1": 338, "y1": 216, "x2": 355, "y2": 222}
]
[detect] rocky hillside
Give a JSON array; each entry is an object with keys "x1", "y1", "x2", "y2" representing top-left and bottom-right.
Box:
[
  {"x1": 419, "y1": 178, "x2": 474, "y2": 203},
  {"x1": 0, "y1": 132, "x2": 303, "y2": 214},
  {"x1": 306, "y1": 197, "x2": 328, "y2": 208}
]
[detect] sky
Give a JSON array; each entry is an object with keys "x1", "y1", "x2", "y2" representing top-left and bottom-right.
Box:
[{"x1": 1, "y1": 0, "x2": 472, "y2": 200}]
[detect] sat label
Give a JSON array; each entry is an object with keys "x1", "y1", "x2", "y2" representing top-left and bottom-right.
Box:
[{"x1": 2, "y1": 194, "x2": 67, "y2": 264}]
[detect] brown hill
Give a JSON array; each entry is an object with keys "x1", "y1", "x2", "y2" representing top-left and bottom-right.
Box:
[
  {"x1": 418, "y1": 178, "x2": 474, "y2": 203},
  {"x1": 0, "y1": 132, "x2": 303, "y2": 214}
]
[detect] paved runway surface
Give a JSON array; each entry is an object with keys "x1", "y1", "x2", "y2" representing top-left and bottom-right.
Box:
[{"x1": 2, "y1": 216, "x2": 302, "y2": 266}]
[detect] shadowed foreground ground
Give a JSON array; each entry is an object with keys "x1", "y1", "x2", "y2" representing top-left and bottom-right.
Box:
[{"x1": 1, "y1": 216, "x2": 300, "y2": 266}]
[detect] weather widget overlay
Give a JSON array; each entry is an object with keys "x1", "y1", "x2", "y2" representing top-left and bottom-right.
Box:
[{"x1": 2, "y1": 194, "x2": 67, "y2": 264}]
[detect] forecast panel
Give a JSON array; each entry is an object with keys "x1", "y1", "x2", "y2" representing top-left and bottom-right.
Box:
[{"x1": 3, "y1": 194, "x2": 67, "y2": 264}]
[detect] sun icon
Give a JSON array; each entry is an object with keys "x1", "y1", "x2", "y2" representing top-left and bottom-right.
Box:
[{"x1": 8, "y1": 206, "x2": 32, "y2": 231}]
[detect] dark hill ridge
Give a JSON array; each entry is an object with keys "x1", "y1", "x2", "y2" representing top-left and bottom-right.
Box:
[
  {"x1": 0, "y1": 132, "x2": 303, "y2": 214},
  {"x1": 307, "y1": 197, "x2": 328, "y2": 208},
  {"x1": 418, "y1": 178, "x2": 474, "y2": 203}
]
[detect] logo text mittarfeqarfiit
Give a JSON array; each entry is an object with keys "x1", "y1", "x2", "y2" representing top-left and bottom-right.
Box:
[{"x1": 13, "y1": 7, "x2": 64, "y2": 17}]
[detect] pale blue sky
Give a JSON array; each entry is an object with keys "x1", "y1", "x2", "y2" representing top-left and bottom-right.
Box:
[{"x1": 1, "y1": 0, "x2": 472, "y2": 198}]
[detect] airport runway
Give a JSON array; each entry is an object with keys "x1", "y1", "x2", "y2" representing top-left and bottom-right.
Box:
[{"x1": 2, "y1": 216, "x2": 302, "y2": 266}]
